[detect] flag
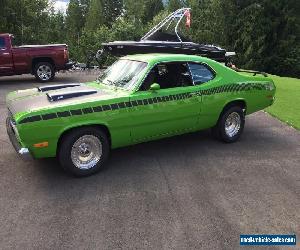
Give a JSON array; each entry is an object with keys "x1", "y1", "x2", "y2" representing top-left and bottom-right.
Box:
[{"x1": 185, "y1": 10, "x2": 191, "y2": 28}]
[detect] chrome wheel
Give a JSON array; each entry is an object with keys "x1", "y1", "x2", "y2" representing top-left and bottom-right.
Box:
[
  {"x1": 225, "y1": 112, "x2": 241, "y2": 138},
  {"x1": 71, "y1": 135, "x2": 102, "y2": 170},
  {"x1": 37, "y1": 65, "x2": 52, "y2": 81}
]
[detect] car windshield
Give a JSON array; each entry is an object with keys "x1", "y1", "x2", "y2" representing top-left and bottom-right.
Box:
[{"x1": 98, "y1": 59, "x2": 147, "y2": 90}]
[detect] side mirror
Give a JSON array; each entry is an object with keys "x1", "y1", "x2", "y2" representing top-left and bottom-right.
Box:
[{"x1": 149, "y1": 83, "x2": 160, "y2": 91}]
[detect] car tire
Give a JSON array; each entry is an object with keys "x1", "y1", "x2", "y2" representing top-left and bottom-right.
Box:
[
  {"x1": 58, "y1": 127, "x2": 110, "y2": 177},
  {"x1": 34, "y1": 62, "x2": 55, "y2": 82},
  {"x1": 212, "y1": 106, "x2": 245, "y2": 143}
]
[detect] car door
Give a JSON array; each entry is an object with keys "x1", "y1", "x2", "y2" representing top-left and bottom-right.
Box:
[
  {"x1": 129, "y1": 62, "x2": 203, "y2": 143},
  {"x1": 0, "y1": 37, "x2": 14, "y2": 75},
  {"x1": 187, "y1": 62, "x2": 222, "y2": 129}
]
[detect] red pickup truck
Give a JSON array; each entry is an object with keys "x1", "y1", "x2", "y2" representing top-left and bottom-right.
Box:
[{"x1": 0, "y1": 33, "x2": 73, "y2": 82}]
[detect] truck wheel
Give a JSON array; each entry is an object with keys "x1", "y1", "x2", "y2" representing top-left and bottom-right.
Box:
[
  {"x1": 34, "y1": 62, "x2": 55, "y2": 82},
  {"x1": 212, "y1": 106, "x2": 245, "y2": 143},
  {"x1": 58, "y1": 127, "x2": 110, "y2": 177}
]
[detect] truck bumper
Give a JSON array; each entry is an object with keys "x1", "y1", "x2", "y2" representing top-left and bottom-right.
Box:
[
  {"x1": 65, "y1": 61, "x2": 74, "y2": 70},
  {"x1": 6, "y1": 117, "x2": 32, "y2": 160}
]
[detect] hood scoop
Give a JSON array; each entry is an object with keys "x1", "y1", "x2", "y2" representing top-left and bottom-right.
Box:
[
  {"x1": 47, "y1": 90, "x2": 97, "y2": 102},
  {"x1": 37, "y1": 83, "x2": 81, "y2": 92}
]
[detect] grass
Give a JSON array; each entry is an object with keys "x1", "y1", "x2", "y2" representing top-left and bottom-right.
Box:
[{"x1": 266, "y1": 75, "x2": 300, "y2": 130}]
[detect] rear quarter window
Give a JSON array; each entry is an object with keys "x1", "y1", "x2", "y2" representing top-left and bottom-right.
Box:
[{"x1": 188, "y1": 63, "x2": 215, "y2": 84}]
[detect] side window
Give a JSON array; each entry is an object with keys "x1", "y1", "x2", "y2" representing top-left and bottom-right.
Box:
[
  {"x1": 0, "y1": 38, "x2": 5, "y2": 49},
  {"x1": 188, "y1": 63, "x2": 215, "y2": 84},
  {"x1": 139, "y1": 62, "x2": 193, "y2": 90}
]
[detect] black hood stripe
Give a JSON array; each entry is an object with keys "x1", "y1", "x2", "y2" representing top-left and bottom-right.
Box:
[
  {"x1": 19, "y1": 82, "x2": 269, "y2": 124},
  {"x1": 37, "y1": 83, "x2": 81, "y2": 92}
]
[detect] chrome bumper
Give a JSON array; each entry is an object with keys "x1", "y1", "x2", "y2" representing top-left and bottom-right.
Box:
[{"x1": 6, "y1": 117, "x2": 31, "y2": 159}]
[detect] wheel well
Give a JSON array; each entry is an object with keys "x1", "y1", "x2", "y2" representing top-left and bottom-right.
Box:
[
  {"x1": 32, "y1": 57, "x2": 55, "y2": 72},
  {"x1": 214, "y1": 100, "x2": 246, "y2": 127},
  {"x1": 223, "y1": 100, "x2": 247, "y2": 113},
  {"x1": 56, "y1": 124, "x2": 111, "y2": 154}
]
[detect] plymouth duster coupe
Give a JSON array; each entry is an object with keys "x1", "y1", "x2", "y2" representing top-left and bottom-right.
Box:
[{"x1": 6, "y1": 54, "x2": 275, "y2": 176}]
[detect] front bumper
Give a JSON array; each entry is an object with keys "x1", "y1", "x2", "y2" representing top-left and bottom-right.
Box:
[{"x1": 6, "y1": 117, "x2": 31, "y2": 160}]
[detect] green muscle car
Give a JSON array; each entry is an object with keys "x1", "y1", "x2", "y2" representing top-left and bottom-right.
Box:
[{"x1": 6, "y1": 54, "x2": 275, "y2": 176}]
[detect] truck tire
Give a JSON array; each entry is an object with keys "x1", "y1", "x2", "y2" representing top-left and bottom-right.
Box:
[
  {"x1": 212, "y1": 106, "x2": 245, "y2": 143},
  {"x1": 58, "y1": 127, "x2": 110, "y2": 177},
  {"x1": 34, "y1": 62, "x2": 55, "y2": 82}
]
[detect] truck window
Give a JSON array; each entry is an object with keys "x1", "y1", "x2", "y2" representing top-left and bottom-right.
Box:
[{"x1": 0, "y1": 38, "x2": 5, "y2": 48}]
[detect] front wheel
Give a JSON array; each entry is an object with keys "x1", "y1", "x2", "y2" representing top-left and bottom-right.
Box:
[
  {"x1": 58, "y1": 127, "x2": 110, "y2": 177},
  {"x1": 212, "y1": 106, "x2": 245, "y2": 143},
  {"x1": 34, "y1": 62, "x2": 55, "y2": 82}
]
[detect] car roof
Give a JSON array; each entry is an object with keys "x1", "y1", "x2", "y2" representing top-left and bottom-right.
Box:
[{"x1": 123, "y1": 53, "x2": 215, "y2": 65}]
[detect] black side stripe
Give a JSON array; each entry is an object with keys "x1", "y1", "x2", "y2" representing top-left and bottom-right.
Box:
[
  {"x1": 42, "y1": 113, "x2": 57, "y2": 120},
  {"x1": 93, "y1": 106, "x2": 103, "y2": 112},
  {"x1": 19, "y1": 115, "x2": 42, "y2": 124},
  {"x1": 57, "y1": 111, "x2": 71, "y2": 117},
  {"x1": 19, "y1": 82, "x2": 268, "y2": 124},
  {"x1": 70, "y1": 109, "x2": 82, "y2": 115},
  {"x1": 82, "y1": 107, "x2": 93, "y2": 114}
]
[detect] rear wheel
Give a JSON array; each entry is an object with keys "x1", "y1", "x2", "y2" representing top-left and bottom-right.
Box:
[
  {"x1": 212, "y1": 106, "x2": 245, "y2": 143},
  {"x1": 34, "y1": 62, "x2": 55, "y2": 82},
  {"x1": 58, "y1": 127, "x2": 110, "y2": 177}
]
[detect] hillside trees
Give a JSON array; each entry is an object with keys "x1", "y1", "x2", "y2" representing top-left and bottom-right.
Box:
[
  {"x1": 0, "y1": 0, "x2": 299, "y2": 77},
  {"x1": 231, "y1": 0, "x2": 300, "y2": 77},
  {"x1": 0, "y1": 0, "x2": 49, "y2": 44}
]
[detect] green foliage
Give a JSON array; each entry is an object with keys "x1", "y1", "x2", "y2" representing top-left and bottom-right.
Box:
[
  {"x1": 85, "y1": 0, "x2": 104, "y2": 31},
  {"x1": 266, "y1": 75, "x2": 300, "y2": 129},
  {"x1": 124, "y1": 0, "x2": 164, "y2": 24},
  {"x1": 142, "y1": 0, "x2": 164, "y2": 24},
  {"x1": 146, "y1": 9, "x2": 171, "y2": 31},
  {"x1": 0, "y1": 0, "x2": 299, "y2": 77},
  {"x1": 188, "y1": 0, "x2": 224, "y2": 45},
  {"x1": 0, "y1": 0, "x2": 49, "y2": 44},
  {"x1": 65, "y1": 0, "x2": 85, "y2": 43},
  {"x1": 110, "y1": 17, "x2": 145, "y2": 41},
  {"x1": 232, "y1": 0, "x2": 300, "y2": 77},
  {"x1": 103, "y1": 0, "x2": 123, "y2": 27},
  {"x1": 79, "y1": 25, "x2": 110, "y2": 63},
  {"x1": 167, "y1": 0, "x2": 186, "y2": 12},
  {"x1": 124, "y1": 0, "x2": 144, "y2": 20},
  {"x1": 85, "y1": 0, "x2": 123, "y2": 30},
  {"x1": 44, "y1": 10, "x2": 67, "y2": 44}
]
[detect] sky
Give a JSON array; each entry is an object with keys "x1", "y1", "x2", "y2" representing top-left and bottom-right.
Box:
[{"x1": 53, "y1": 0, "x2": 69, "y2": 13}]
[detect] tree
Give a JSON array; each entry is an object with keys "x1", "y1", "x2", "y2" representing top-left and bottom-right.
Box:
[
  {"x1": 232, "y1": 0, "x2": 300, "y2": 77},
  {"x1": 142, "y1": 0, "x2": 164, "y2": 24},
  {"x1": 66, "y1": 0, "x2": 84, "y2": 46},
  {"x1": 124, "y1": 0, "x2": 144, "y2": 20},
  {"x1": 187, "y1": 0, "x2": 224, "y2": 45},
  {"x1": 167, "y1": 0, "x2": 185, "y2": 12},
  {"x1": 103, "y1": 0, "x2": 123, "y2": 27},
  {"x1": 85, "y1": 0, "x2": 104, "y2": 31},
  {"x1": 45, "y1": 10, "x2": 67, "y2": 44}
]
